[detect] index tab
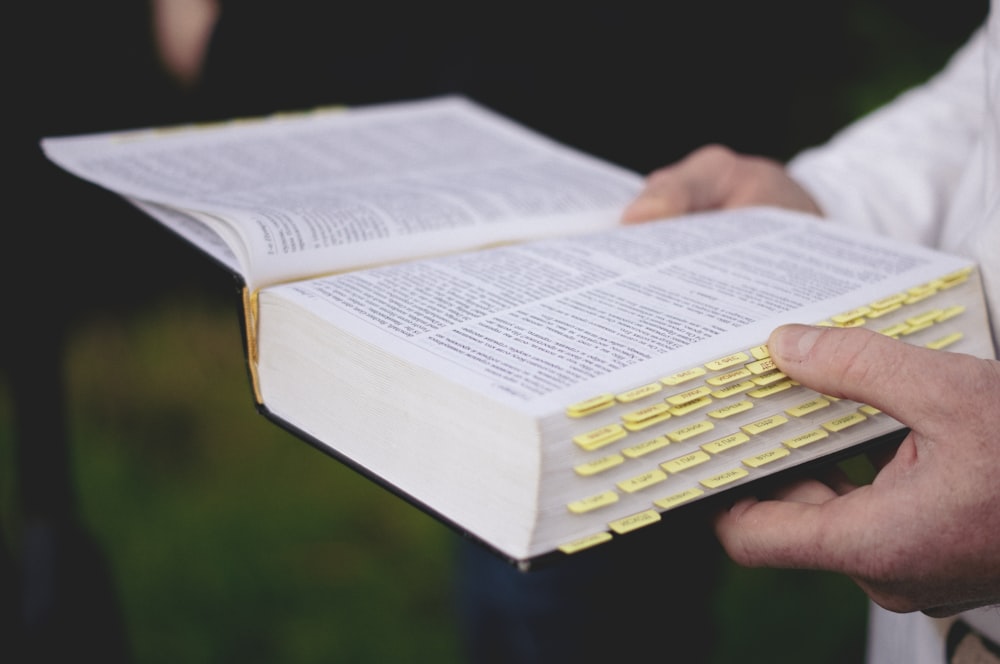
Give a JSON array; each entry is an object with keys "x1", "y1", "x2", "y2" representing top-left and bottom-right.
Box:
[
  {"x1": 566, "y1": 394, "x2": 616, "y2": 418},
  {"x1": 749, "y1": 344, "x2": 770, "y2": 360},
  {"x1": 609, "y1": 509, "x2": 661, "y2": 534},
  {"x1": 567, "y1": 491, "x2": 619, "y2": 514},
  {"x1": 661, "y1": 367, "x2": 707, "y2": 386},
  {"x1": 558, "y1": 532, "x2": 613, "y2": 554},
  {"x1": 704, "y1": 352, "x2": 750, "y2": 372},
  {"x1": 616, "y1": 382, "x2": 663, "y2": 403},
  {"x1": 572, "y1": 424, "x2": 627, "y2": 451}
]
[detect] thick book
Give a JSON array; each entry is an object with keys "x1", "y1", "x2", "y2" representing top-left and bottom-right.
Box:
[{"x1": 41, "y1": 96, "x2": 994, "y2": 569}]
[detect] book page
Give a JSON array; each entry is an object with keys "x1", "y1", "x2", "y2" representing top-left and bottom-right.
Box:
[
  {"x1": 261, "y1": 207, "x2": 979, "y2": 417},
  {"x1": 41, "y1": 96, "x2": 642, "y2": 290}
]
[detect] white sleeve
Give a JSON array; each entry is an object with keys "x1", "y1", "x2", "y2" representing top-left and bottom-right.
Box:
[{"x1": 787, "y1": 25, "x2": 987, "y2": 245}]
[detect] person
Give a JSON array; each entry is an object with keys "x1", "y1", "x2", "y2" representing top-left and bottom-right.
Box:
[{"x1": 621, "y1": 2, "x2": 1000, "y2": 662}]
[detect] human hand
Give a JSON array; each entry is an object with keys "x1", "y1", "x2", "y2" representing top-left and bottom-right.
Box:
[
  {"x1": 621, "y1": 144, "x2": 823, "y2": 222},
  {"x1": 714, "y1": 323, "x2": 1000, "y2": 616}
]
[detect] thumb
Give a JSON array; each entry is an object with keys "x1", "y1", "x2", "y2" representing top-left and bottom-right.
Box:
[{"x1": 766, "y1": 324, "x2": 949, "y2": 428}]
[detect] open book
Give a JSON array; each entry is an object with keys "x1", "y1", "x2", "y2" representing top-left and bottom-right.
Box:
[{"x1": 42, "y1": 96, "x2": 994, "y2": 569}]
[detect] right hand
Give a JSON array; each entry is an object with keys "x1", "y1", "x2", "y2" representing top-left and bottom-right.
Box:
[{"x1": 621, "y1": 144, "x2": 824, "y2": 223}]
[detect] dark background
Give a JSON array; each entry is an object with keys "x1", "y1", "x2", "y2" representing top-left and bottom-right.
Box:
[{"x1": 2, "y1": 1, "x2": 990, "y2": 661}]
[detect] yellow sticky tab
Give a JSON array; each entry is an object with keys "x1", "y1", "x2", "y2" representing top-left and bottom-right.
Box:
[
  {"x1": 622, "y1": 435, "x2": 671, "y2": 459},
  {"x1": 878, "y1": 322, "x2": 911, "y2": 338},
  {"x1": 609, "y1": 509, "x2": 661, "y2": 535},
  {"x1": 745, "y1": 357, "x2": 778, "y2": 375},
  {"x1": 907, "y1": 309, "x2": 944, "y2": 327},
  {"x1": 706, "y1": 368, "x2": 753, "y2": 386},
  {"x1": 865, "y1": 303, "x2": 902, "y2": 318},
  {"x1": 700, "y1": 468, "x2": 750, "y2": 489},
  {"x1": 901, "y1": 320, "x2": 933, "y2": 336},
  {"x1": 617, "y1": 469, "x2": 668, "y2": 494},
  {"x1": 822, "y1": 412, "x2": 867, "y2": 432},
  {"x1": 669, "y1": 396, "x2": 714, "y2": 416},
  {"x1": 574, "y1": 454, "x2": 625, "y2": 477},
  {"x1": 750, "y1": 344, "x2": 770, "y2": 360},
  {"x1": 711, "y1": 380, "x2": 756, "y2": 398},
  {"x1": 832, "y1": 307, "x2": 872, "y2": 324},
  {"x1": 708, "y1": 400, "x2": 754, "y2": 419},
  {"x1": 747, "y1": 381, "x2": 794, "y2": 399},
  {"x1": 567, "y1": 491, "x2": 620, "y2": 514},
  {"x1": 743, "y1": 447, "x2": 791, "y2": 468},
  {"x1": 573, "y1": 424, "x2": 627, "y2": 451},
  {"x1": 654, "y1": 488, "x2": 705, "y2": 510},
  {"x1": 558, "y1": 532, "x2": 613, "y2": 554},
  {"x1": 750, "y1": 371, "x2": 787, "y2": 386},
  {"x1": 859, "y1": 404, "x2": 882, "y2": 416},
  {"x1": 741, "y1": 414, "x2": 788, "y2": 436},
  {"x1": 567, "y1": 394, "x2": 615, "y2": 418},
  {"x1": 836, "y1": 317, "x2": 868, "y2": 328},
  {"x1": 870, "y1": 293, "x2": 907, "y2": 310},
  {"x1": 661, "y1": 367, "x2": 707, "y2": 386},
  {"x1": 623, "y1": 412, "x2": 673, "y2": 432},
  {"x1": 622, "y1": 402, "x2": 672, "y2": 424},
  {"x1": 661, "y1": 450, "x2": 711, "y2": 474},
  {"x1": 935, "y1": 305, "x2": 966, "y2": 322},
  {"x1": 935, "y1": 267, "x2": 972, "y2": 288},
  {"x1": 666, "y1": 385, "x2": 713, "y2": 405},
  {"x1": 783, "y1": 428, "x2": 829, "y2": 449},
  {"x1": 666, "y1": 420, "x2": 715, "y2": 443},
  {"x1": 617, "y1": 382, "x2": 663, "y2": 403},
  {"x1": 926, "y1": 332, "x2": 964, "y2": 350},
  {"x1": 705, "y1": 352, "x2": 750, "y2": 372},
  {"x1": 905, "y1": 284, "x2": 937, "y2": 304},
  {"x1": 785, "y1": 397, "x2": 831, "y2": 417},
  {"x1": 701, "y1": 432, "x2": 750, "y2": 454}
]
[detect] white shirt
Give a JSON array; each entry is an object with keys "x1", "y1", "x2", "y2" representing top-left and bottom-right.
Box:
[{"x1": 788, "y1": 3, "x2": 1000, "y2": 662}]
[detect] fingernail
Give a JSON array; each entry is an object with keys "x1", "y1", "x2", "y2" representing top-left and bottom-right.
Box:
[{"x1": 773, "y1": 325, "x2": 822, "y2": 361}]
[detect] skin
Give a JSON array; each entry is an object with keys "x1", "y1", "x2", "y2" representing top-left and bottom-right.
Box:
[{"x1": 622, "y1": 144, "x2": 1000, "y2": 617}]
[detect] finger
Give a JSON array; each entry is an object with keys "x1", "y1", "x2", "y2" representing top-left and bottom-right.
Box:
[
  {"x1": 765, "y1": 324, "x2": 987, "y2": 433},
  {"x1": 767, "y1": 476, "x2": 839, "y2": 504}
]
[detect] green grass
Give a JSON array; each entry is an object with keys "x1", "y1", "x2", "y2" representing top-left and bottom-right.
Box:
[{"x1": 1, "y1": 295, "x2": 870, "y2": 663}]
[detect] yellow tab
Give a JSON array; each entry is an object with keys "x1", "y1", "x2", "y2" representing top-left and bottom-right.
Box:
[
  {"x1": 705, "y1": 352, "x2": 750, "y2": 371},
  {"x1": 706, "y1": 367, "x2": 753, "y2": 386},
  {"x1": 785, "y1": 397, "x2": 831, "y2": 417},
  {"x1": 661, "y1": 450, "x2": 712, "y2": 474},
  {"x1": 669, "y1": 395, "x2": 714, "y2": 416},
  {"x1": 935, "y1": 305, "x2": 966, "y2": 322},
  {"x1": 666, "y1": 420, "x2": 715, "y2": 443},
  {"x1": 701, "y1": 432, "x2": 751, "y2": 454},
  {"x1": 654, "y1": 487, "x2": 705, "y2": 510},
  {"x1": 905, "y1": 285, "x2": 937, "y2": 304},
  {"x1": 700, "y1": 467, "x2": 750, "y2": 489},
  {"x1": 832, "y1": 306, "x2": 872, "y2": 324},
  {"x1": 900, "y1": 320, "x2": 933, "y2": 336},
  {"x1": 616, "y1": 382, "x2": 663, "y2": 403},
  {"x1": 878, "y1": 322, "x2": 911, "y2": 338},
  {"x1": 865, "y1": 303, "x2": 902, "y2": 318},
  {"x1": 574, "y1": 454, "x2": 625, "y2": 477},
  {"x1": 573, "y1": 424, "x2": 627, "y2": 451},
  {"x1": 926, "y1": 331, "x2": 964, "y2": 350},
  {"x1": 907, "y1": 309, "x2": 944, "y2": 327},
  {"x1": 747, "y1": 380, "x2": 794, "y2": 399},
  {"x1": 622, "y1": 435, "x2": 671, "y2": 459},
  {"x1": 708, "y1": 400, "x2": 754, "y2": 419},
  {"x1": 836, "y1": 317, "x2": 868, "y2": 328},
  {"x1": 870, "y1": 292, "x2": 907, "y2": 309},
  {"x1": 558, "y1": 531, "x2": 613, "y2": 554},
  {"x1": 745, "y1": 357, "x2": 778, "y2": 375},
  {"x1": 741, "y1": 414, "x2": 788, "y2": 436},
  {"x1": 567, "y1": 491, "x2": 620, "y2": 514},
  {"x1": 567, "y1": 394, "x2": 615, "y2": 418},
  {"x1": 622, "y1": 402, "x2": 672, "y2": 424},
  {"x1": 623, "y1": 411, "x2": 673, "y2": 432},
  {"x1": 711, "y1": 380, "x2": 756, "y2": 398},
  {"x1": 935, "y1": 267, "x2": 972, "y2": 288},
  {"x1": 743, "y1": 447, "x2": 791, "y2": 468},
  {"x1": 750, "y1": 371, "x2": 787, "y2": 386},
  {"x1": 617, "y1": 469, "x2": 668, "y2": 494},
  {"x1": 783, "y1": 428, "x2": 829, "y2": 449},
  {"x1": 609, "y1": 509, "x2": 661, "y2": 534},
  {"x1": 821, "y1": 412, "x2": 867, "y2": 432},
  {"x1": 661, "y1": 367, "x2": 707, "y2": 386},
  {"x1": 859, "y1": 404, "x2": 882, "y2": 416},
  {"x1": 666, "y1": 385, "x2": 713, "y2": 406},
  {"x1": 750, "y1": 344, "x2": 770, "y2": 360}
]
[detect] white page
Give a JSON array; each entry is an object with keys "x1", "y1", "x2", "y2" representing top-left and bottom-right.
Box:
[
  {"x1": 41, "y1": 96, "x2": 642, "y2": 290},
  {"x1": 261, "y1": 207, "x2": 978, "y2": 417}
]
